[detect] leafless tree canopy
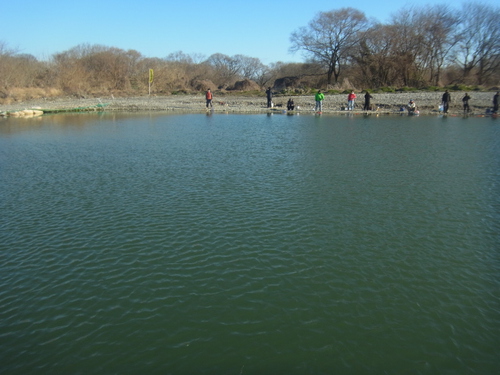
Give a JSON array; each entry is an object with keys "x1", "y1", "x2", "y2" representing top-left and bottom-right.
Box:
[
  {"x1": 291, "y1": 3, "x2": 499, "y2": 89},
  {"x1": 290, "y1": 7, "x2": 370, "y2": 85},
  {"x1": 1, "y1": 2, "x2": 498, "y2": 102}
]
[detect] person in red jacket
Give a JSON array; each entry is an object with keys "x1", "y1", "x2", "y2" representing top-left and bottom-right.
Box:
[
  {"x1": 206, "y1": 89, "x2": 213, "y2": 108},
  {"x1": 347, "y1": 91, "x2": 356, "y2": 110}
]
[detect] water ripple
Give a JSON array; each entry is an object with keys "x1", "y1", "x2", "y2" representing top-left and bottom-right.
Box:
[{"x1": 1, "y1": 114, "x2": 499, "y2": 373}]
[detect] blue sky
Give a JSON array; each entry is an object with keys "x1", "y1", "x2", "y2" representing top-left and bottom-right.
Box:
[{"x1": 2, "y1": 0, "x2": 497, "y2": 64}]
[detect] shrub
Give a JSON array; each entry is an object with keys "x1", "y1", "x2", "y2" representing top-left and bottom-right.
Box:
[
  {"x1": 446, "y1": 84, "x2": 477, "y2": 91},
  {"x1": 422, "y1": 86, "x2": 441, "y2": 92},
  {"x1": 396, "y1": 86, "x2": 418, "y2": 92},
  {"x1": 379, "y1": 87, "x2": 396, "y2": 93}
]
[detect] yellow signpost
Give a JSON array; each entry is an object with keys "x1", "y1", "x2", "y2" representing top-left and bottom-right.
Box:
[{"x1": 148, "y1": 69, "x2": 154, "y2": 95}]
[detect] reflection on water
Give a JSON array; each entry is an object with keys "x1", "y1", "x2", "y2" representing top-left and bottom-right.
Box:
[{"x1": 1, "y1": 113, "x2": 499, "y2": 374}]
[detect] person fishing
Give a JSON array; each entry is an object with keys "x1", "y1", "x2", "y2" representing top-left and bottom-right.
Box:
[
  {"x1": 363, "y1": 91, "x2": 373, "y2": 111},
  {"x1": 462, "y1": 93, "x2": 471, "y2": 113},
  {"x1": 493, "y1": 91, "x2": 499, "y2": 114},
  {"x1": 407, "y1": 99, "x2": 417, "y2": 114},
  {"x1": 315, "y1": 90, "x2": 325, "y2": 112},
  {"x1": 347, "y1": 91, "x2": 356, "y2": 110},
  {"x1": 442, "y1": 90, "x2": 451, "y2": 114},
  {"x1": 266, "y1": 87, "x2": 273, "y2": 108},
  {"x1": 205, "y1": 89, "x2": 213, "y2": 109}
]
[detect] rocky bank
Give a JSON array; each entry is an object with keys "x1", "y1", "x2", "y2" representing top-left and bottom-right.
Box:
[{"x1": 1, "y1": 91, "x2": 497, "y2": 116}]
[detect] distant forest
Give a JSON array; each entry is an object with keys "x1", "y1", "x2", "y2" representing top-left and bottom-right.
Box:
[{"x1": 1, "y1": 3, "x2": 499, "y2": 103}]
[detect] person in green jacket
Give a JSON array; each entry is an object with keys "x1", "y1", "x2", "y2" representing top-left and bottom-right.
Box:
[{"x1": 315, "y1": 90, "x2": 325, "y2": 112}]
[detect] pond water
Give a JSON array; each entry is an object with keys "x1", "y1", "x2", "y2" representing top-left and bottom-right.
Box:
[{"x1": 1, "y1": 112, "x2": 499, "y2": 374}]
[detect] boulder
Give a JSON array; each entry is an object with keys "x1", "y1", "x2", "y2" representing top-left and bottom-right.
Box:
[
  {"x1": 191, "y1": 79, "x2": 217, "y2": 91},
  {"x1": 273, "y1": 76, "x2": 302, "y2": 90},
  {"x1": 229, "y1": 79, "x2": 260, "y2": 91}
]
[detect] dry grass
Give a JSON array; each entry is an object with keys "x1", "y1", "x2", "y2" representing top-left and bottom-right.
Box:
[{"x1": 0, "y1": 87, "x2": 63, "y2": 105}]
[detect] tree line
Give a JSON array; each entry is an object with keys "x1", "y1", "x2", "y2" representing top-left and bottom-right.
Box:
[
  {"x1": 291, "y1": 3, "x2": 499, "y2": 89},
  {"x1": 1, "y1": 2, "x2": 498, "y2": 103}
]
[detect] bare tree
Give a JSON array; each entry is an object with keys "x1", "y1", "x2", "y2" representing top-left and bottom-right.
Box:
[
  {"x1": 52, "y1": 47, "x2": 91, "y2": 94},
  {"x1": 233, "y1": 55, "x2": 268, "y2": 82},
  {"x1": 417, "y1": 5, "x2": 460, "y2": 85},
  {"x1": 163, "y1": 51, "x2": 212, "y2": 91},
  {"x1": 353, "y1": 24, "x2": 401, "y2": 87},
  {"x1": 388, "y1": 8, "x2": 428, "y2": 86},
  {"x1": 0, "y1": 42, "x2": 39, "y2": 90},
  {"x1": 205, "y1": 53, "x2": 241, "y2": 86},
  {"x1": 0, "y1": 43, "x2": 18, "y2": 89},
  {"x1": 454, "y1": 3, "x2": 500, "y2": 85},
  {"x1": 165, "y1": 51, "x2": 206, "y2": 64},
  {"x1": 289, "y1": 7, "x2": 370, "y2": 85}
]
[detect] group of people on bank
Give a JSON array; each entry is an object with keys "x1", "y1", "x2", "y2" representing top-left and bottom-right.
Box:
[
  {"x1": 314, "y1": 90, "x2": 369, "y2": 112},
  {"x1": 312, "y1": 89, "x2": 372, "y2": 112},
  {"x1": 409, "y1": 90, "x2": 499, "y2": 115},
  {"x1": 207, "y1": 87, "x2": 500, "y2": 114},
  {"x1": 316, "y1": 90, "x2": 498, "y2": 115},
  {"x1": 406, "y1": 91, "x2": 492, "y2": 115}
]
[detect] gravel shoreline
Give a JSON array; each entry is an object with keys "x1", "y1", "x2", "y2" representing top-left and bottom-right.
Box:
[{"x1": 1, "y1": 92, "x2": 497, "y2": 116}]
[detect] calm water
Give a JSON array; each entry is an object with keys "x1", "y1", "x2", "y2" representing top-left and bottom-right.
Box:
[{"x1": 1, "y1": 112, "x2": 499, "y2": 374}]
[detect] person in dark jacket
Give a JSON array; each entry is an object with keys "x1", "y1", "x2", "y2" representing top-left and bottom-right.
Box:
[
  {"x1": 462, "y1": 93, "x2": 471, "y2": 113},
  {"x1": 266, "y1": 87, "x2": 273, "y2": 108},
  {"x1": 287, "y1": 98, "x2": 295, "y2": 111},
  {"x1": 363, "y1": 91, "x2": 373, "y2": 111},
  {"x1": 493, "y1": 92, "x2": 499, "y2": 114},
  {"x1": 442, "y1": 90, "x2": 451, "y2": 114}
]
